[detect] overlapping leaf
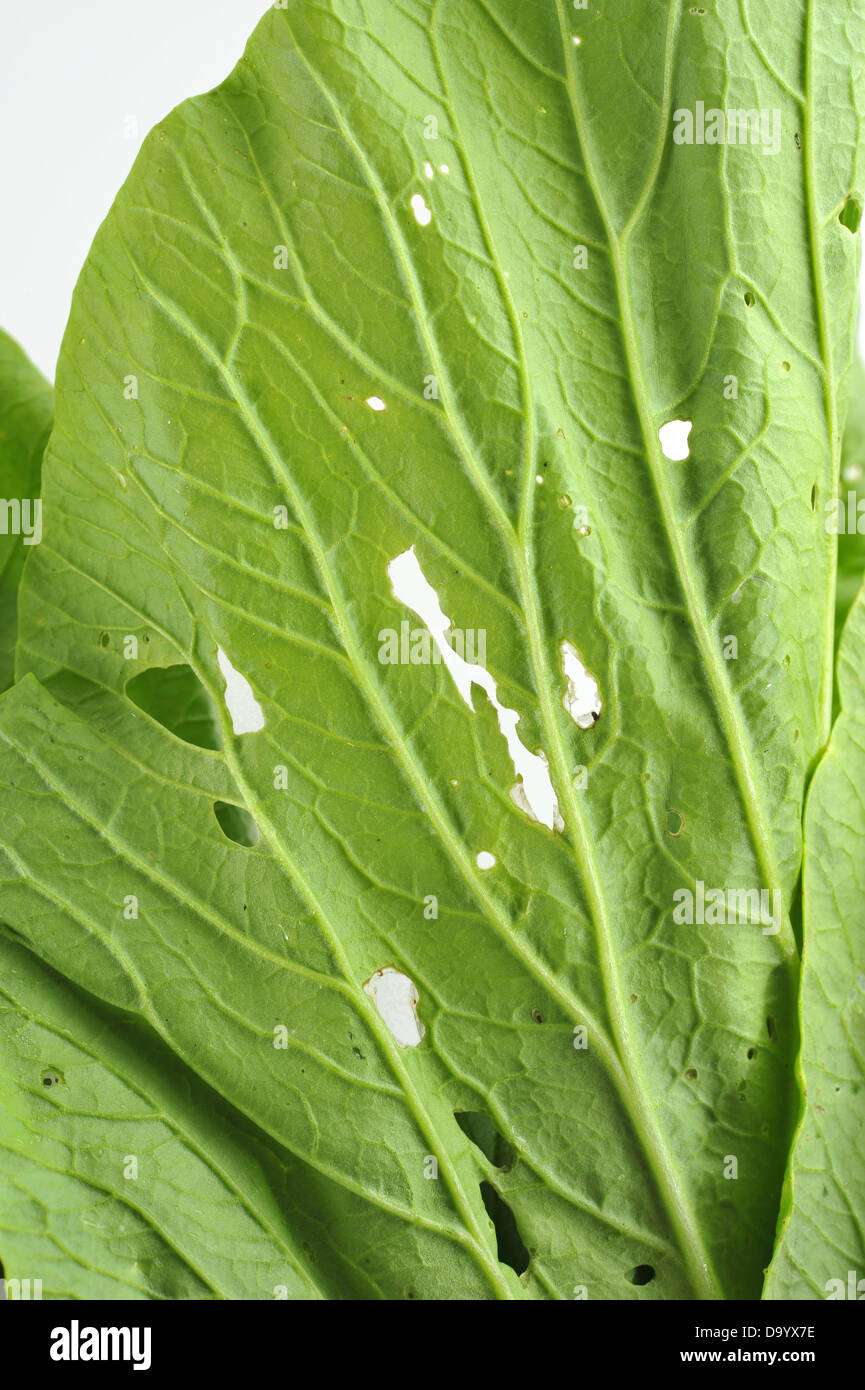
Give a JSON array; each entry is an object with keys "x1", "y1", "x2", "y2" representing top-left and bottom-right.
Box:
[
  {"x1": 765, "y1": 582, "x2": 865, "y2": 1298},
  {"x1": 0, "y1": 331, "x2": 52, "y2": 693}
]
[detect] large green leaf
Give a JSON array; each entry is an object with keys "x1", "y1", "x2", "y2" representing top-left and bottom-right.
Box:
[
  {"x1": 0, "y1": 331, "x2": 52, "y2": 693},
  {"x1": 764, "y1": 582, "x2": 865, "y2": 1299},
  {"x1": 2, "y1": 0, "x2": 864, "y2": 1299}
]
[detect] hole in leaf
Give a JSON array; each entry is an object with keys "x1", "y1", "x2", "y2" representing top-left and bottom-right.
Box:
[
  {"x1": 126, "y1": 664, "x2": 222, "y2": 750},
  {"x1": 410, "y1": 193, "x2": 432, "y2": 226},
  {"x1": 665, "y1": 808, "x2": 684, "y2": 837},
  {"x1": 531, "y1": 1008, "x2": 544, "y2": 1024},
  {"x1": 658, "y1": 419, "x2": 692, "y2": 461},
  {"x1": 626, "y1": 1264, "x2": 656, "y2": 1286},
  {"x1": 561, "y1": 640, "x2": 602, "y2": 728},
  {"x1": 744, "y1": 291, "x2": 756, "y2": 307},
  {"x1": 766, "y1": 1016, "x2": 777, "y2": 1042},
  {"x1": 811, "y1": 481, "x2": 818, "y2": 511},
  {"x1": 363, "y1": 967, "x2": 425, "y2": 1047},
  {"x1": 455, "y1": 1111, "x2": 516, "y2": 1170},
  {"x1": 747, "y1": 1047, "x2": 756, "y2": 1060},
  {"x1": 217, "y1": 646, "x2": 265, "y2": 734},
  {"x1": 388, "y1": 547, "x2": 562, "y2": 831},
  {"x1": 840, "y1": 195, "x2": 862, "y2": 232},
  {"x1": 684, "y1": 1067, "x2": 698, "y2": 1081},
  {"x1": 213, "y1": 800, "x2": 260, "y2": 847},
  {"x1": 41, "y1": 1068, "x2": 64, "y2": 1089},
  {"x1": 98, "y1": 631, "x2": 110, "y2": 648},
  {"x1": 479, "y1": 1181, "x2": 530, "y2": 1276}
]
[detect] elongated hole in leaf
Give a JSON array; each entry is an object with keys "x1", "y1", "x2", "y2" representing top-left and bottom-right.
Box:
[
  {"x1": 217, "y1": 646, "x2": 265, "y2": 734},
  {"x1": 479, "y1": 1181, "x2": 530, "y2": 1276},
  {"x1": 454, "y1": 1111, "x2": 516, "y2": 1169},
  {"x1": 126, "y1": 664, "x2": 222, "y2": 750},
  {"x1": 388, "y1": 547, "x2": 562, "y2": 830},
  {"x1": 213, "y1": 801, "x2": 260, "y2": 847},
  {"x1": 561, "y1": 640, "x2": 602, "y2": 728},
  {"x1": 626, "y1": 1264, "x2": 655, "y2": 1286}
]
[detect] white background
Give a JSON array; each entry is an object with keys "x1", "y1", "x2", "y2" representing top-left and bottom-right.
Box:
[
  {"x1": 0, "y1": 0, "x2": 862, "y2": 380},
  {"x1": 0, "y1": 0, "x2": 265, "y2": 378}
]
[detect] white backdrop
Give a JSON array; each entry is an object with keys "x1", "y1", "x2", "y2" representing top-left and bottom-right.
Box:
[
  {"x1": 1, "y1": 0, "x2": 863, "y2": 380},
  {"x1": 0, "y1": 0, "x2": 266, "y2": 378}
]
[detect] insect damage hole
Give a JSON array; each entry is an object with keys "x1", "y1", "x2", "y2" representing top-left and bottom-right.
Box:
[
  {"x1": 476, "y1": 850, "x2": 496, "y2": 870},
  {"x1": 454, "y1": 1111, "x2": 516, "y2": 1169},
  {"x1": 410, "y1": 193, "x2": 432, "y2": 226},
  {"x1": 388, "y1": 547, "x2": 563, "y2": 831},
  {"x1": 658, "y1": 419, "x2": 692, "y2": 461},
  {"x1": 560, "y1": 641, "x2": 602, "y2": 729},
  {"x1": 479, "y1": 1181, "x2": 530, "y2": 1277},
  {"x1": 126, "y1": 664, "x2": 222, "y2": 750},
  {"x1": 213, "y1": 800, "x2": 260, "y2": 847},
  {"x1": 626, "y1": 1264, "x2": 655, "y2": 1286},
  {"x1": 839, "y1": 194, "x2": 863, "y2": 232},
  {"x1": 363, "y1": 967, "x2": 425, "y2": 1047},
  {"x1": 217, "y1": 646, "x2": 265, "y2": 734}
]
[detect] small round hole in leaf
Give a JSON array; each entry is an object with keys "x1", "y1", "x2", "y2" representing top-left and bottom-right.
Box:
[{"x1": 626, "y1": 1264, "x2": 655, "y2": 1286}]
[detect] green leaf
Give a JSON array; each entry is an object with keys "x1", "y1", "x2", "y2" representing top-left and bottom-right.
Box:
[
  {"x1": 764, "y1": 583, "x2": 865, "y2": 1299},
  {"x1": 0, "y1": 330, "x2": 52, "y2": 693},
  {"x1": 0, "y1": 934, "x2": 320, "y2": 1300},
  {"x1": 2, "y1": 0, "x2": 865, "y2": 1299}
]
